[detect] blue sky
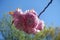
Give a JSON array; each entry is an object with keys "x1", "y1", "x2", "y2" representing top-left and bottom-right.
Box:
[
  {"x1": 0, "y1": 0, "x2": 60, "y2": 27},
  {"x1": 0, "y1": 0, "x2": 60, "y2": 39},
  {"x1": 0, "y1": 0, "x2": 60, "y2": 26}
]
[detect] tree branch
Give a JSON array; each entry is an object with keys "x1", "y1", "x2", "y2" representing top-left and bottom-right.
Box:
[{"x1": 38, "y1": 0, "x2": 53, "y2": 18}]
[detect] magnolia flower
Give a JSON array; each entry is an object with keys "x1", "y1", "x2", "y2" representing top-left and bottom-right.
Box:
[{"x1": 9, "y1": 8, "x2": 44, "y2": 34}]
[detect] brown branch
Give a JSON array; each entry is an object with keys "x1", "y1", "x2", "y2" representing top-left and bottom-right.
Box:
[{"x1": 38, "y1": 0, "x2": 53, "y2": 18}]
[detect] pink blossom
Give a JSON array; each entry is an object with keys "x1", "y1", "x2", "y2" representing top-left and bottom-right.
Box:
[{"x1": 9, "y1": 8, "x2": 45, "y2": 34}]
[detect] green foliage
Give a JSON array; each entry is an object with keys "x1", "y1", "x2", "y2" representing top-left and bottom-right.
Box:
[
  {"x1": 0, "y1": 14, "x2": 60, "y2": 40},
  {"x1": 55, "y1": 32, "x2": 60, "y2": 40}
]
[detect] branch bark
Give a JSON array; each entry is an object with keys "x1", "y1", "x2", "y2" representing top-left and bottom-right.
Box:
[{"x1": 38, "y1": 0, "x2": 53, "y2": 18}]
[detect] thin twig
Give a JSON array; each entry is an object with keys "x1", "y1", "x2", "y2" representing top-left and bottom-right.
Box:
[{"x1": 38, "y1": 0, "x2": 53, "y2": 18}]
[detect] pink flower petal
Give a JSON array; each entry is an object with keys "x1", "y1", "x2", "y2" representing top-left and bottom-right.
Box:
[{"x1": 10, "y1": 8, "x2": 45, "y2": 34}]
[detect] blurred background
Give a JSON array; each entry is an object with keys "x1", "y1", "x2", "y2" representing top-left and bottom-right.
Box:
[{"x1": 0, "y1": 0, "x2": 60, "y2": 40}]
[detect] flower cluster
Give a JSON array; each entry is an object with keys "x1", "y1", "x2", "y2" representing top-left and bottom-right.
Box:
[{"x1": 9, "y1": 8, "x2": 44, "y2": 34}]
